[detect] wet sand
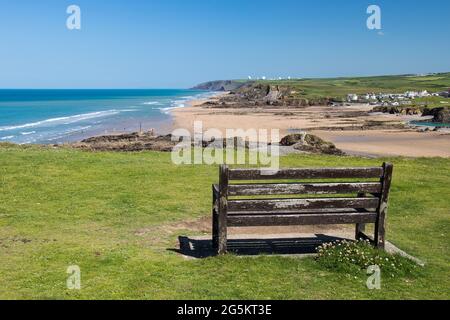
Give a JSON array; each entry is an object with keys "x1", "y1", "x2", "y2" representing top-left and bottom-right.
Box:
[
  {"x1": 312, "y1": 129, "x2": 450, "y2": 157},
  {"x1": 172, "y1": 99, "x2": 450, "y2": 158}
]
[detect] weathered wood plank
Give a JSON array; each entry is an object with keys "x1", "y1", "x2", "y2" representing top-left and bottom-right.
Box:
[
  {"x1": 355, "y1": 192, "x2": 367, "y2": 240},
  {"x1": 228, "y1": 167, "x2": 384, "y2": 180},
  {"x1": 228, "y1": 197, "x2": 379, "y2": 212},
  {"x1": 228, "y1": 212, "x2": 378, "y2": 227},
  {"x1": 217, "y1": 165, "x2": 229, "y2": 254},
  {"x1": 228, "y1": 208, "x2": 375, "y2": 216},
  {"x1": 375, "y1": 162, "x2": 393, "y2": 250},
  {"x1": 228, "y1": 182, "x2": 381, "y2": 196},
  {"x1": 211, "y1": 184, "x2": 219, "y2": 251}
]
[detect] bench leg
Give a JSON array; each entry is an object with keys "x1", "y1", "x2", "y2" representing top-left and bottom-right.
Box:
[
  {"x1": 212, "y1": 186, "x2": 227, "y2": 255},
  {"x1": 212, "y1": 209, "x2": 219, "y2": 252},
  {"x1": 355, "y1": 194, "x2": 368, "y2": 241},
  {"x1": 374, "y1": 217, "x2": 386, "y2": 250},
  {"x1": 212, "y1": 185, "x2": 219, "y2": 252},
  {"x1": 374, "y1": 163, "x2": 393, "y2": 250},
  {"x1": 355, "y1": 223, "x2": 366, "y2": 240},
  {"x1": 217, "y1": 210, "x2": 227, "y2": 255},
  {"x1": 217, "y1": 165, "x2": 228, "y2": 255}
]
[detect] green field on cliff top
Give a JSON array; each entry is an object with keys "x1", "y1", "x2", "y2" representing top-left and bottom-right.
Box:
[
  {"x1": 0, "y1": 144, "x2": 449, "y2": 299},
  {"x1": 250, "y1": 72, "x2": 450, "y2": 100}
]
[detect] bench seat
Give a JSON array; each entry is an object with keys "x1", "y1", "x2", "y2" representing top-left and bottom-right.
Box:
[
  {"x1": 228, "y1": 211, "x2": 378, "y2": 227},
  {"x1": 212, "y1": 163, "x2": 393, "y2": 254}
]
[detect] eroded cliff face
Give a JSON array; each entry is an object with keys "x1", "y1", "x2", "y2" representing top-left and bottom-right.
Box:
[
  {"x1": 192, "y1": 80, "x2": 249, "y2": 92},
  {"x1": 201, "y1": 82, "x2": 334, "y2": 107},
  {"x1": 423, "y1": 107, "x2": 450, "y2": 123}
]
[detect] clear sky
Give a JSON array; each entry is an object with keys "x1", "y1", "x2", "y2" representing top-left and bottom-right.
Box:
[{"x1": 0, "y1": 0, "x2": 449, "y2": 88}]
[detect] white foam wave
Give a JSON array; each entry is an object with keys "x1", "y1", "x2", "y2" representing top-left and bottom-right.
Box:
[
  {"x1": 159, "y1": 92, "x2": 219, "y2": 114},
  {"x1": 1, "y1": 135, "x2": 15, "y2": 140},
  {"x1": 120, "y1": 108, "x2": 139, "y2": 112},
  {"x1": 160, "y1": 104, "x2": 186, "y2": 114},
  {"x1": 0, "y1": 110, "x2": 120, "y2": 132},
  {"x1": 46, "y1": 125, "x2": 93, "y2": 141},
  {"x1": 21, "y1": 131, "x2": 36, "y2": 135}
]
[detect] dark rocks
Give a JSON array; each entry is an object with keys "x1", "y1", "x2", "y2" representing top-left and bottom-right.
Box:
[
  {"x1": 280, "y1": 134, "x2": 345, "y2": 155},
  {"x1": 280, "y1": 134, "x2": 305, "y2": 146},
  {"x1": 72, "y1": 131, "x2": 178, "y2": 152},
  {"x1": 199, "y1": 82, "x2": 334, "y2": 108},
  {"x1": 372, "y1": 105, "x2": 450, "y2": 123},
  {"x1": 422, "y1": 107, "x2": 450, "y2": 123},
  {"x1": 71, "y1": 131, "x2": 253, "y2": 152},
  {"x1": 372, "y1": 106, "x2": 422, "y2": 115}
]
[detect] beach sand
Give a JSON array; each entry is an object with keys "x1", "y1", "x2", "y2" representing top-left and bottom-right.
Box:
[
  {"x1": 172, "y1": 98, "x2": 450, "y2": 158},
  {"x1": 312, "y1": 129, "x2": 450, "y2": 157}
]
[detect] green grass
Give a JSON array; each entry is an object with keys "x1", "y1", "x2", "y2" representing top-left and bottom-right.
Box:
[
  {"x1": 251, "y1": 72, "x2": 450, "y2": 101},
  {"x1": 412, "y1": 96, "x2": 450, "y2": 108},
  {"x1": 0, "y1": 144, "x2": 449, "y2": 299},
  {"x1": 316, "y1": 240, "x2": 421, "y2": 278}
]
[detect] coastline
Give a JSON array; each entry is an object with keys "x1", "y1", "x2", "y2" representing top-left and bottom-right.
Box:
[
  {"x1": 171, "y1": 98, "x2": 450, "y2": 158},
  {"x1": 5, "y1": 89, "x2": 447, "y2": 158},
  {"x1": 0, "y1": 89, "x2": 215, "y2": 145}
]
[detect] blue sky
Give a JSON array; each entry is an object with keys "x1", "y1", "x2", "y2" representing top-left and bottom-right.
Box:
[{"x1": 0, "y1": 0, "x2": 449, "y2": 88}]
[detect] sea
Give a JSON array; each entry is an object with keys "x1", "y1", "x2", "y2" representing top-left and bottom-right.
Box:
[{"x1": 0, "y1": 89, "x2": 214, "y2": 144}]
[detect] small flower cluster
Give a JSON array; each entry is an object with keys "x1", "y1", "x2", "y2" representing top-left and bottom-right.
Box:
[{"x1": 316, "y1": 240, "x2": 419, "y2": 277}]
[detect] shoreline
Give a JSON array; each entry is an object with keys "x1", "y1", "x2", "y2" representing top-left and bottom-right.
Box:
[
  {"x1": 0, "y1": 90, "x2": 217, "y2": 145},
  {"x1": 171, "y1": 97, "x2": 450, "y2": 158},
  {"x1": 5, "y1": 91, "x2": 448, "y2": 158}
]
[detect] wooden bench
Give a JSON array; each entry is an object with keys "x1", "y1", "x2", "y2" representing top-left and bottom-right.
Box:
[{"x1": 212, "y1": 163, "x2": 393, "y2": 254}]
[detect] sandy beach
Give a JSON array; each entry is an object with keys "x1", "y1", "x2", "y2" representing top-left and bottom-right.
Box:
[{"x1": 172, "y1": 96, "x2": 450, "y2": 158}]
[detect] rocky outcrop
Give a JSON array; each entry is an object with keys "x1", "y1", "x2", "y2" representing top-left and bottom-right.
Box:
[
  {"x1": 371, "y1": 105, "x2": 450, "y2": 123},
  {"x1": 200, "y1": 82, "x2": 334, "y2": 108},
  {"x1": 72, "y1": 132, "x2": 178, "y2": 152},
  {"x1": 71, "y1": 131, "x2": 252, "y2": 152},
  {"x1": 371, "y1": 106, "x2": 422, "y2": 115},
  {"x1": 279, "y1": 134, "x2": 345, "y2": 155},
  {"x1": 422, "y1": 107, "x2": 450, "y2": 123},
  {"x1": 264, "y1": 86, "x2": 283, "y2": 104}
]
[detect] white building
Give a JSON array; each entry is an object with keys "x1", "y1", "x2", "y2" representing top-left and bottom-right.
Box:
[{"x1": 347, "y1": 94, "x2": 359, "y2": 102}]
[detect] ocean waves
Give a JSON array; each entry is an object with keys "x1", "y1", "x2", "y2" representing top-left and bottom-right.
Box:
[
  {"x1": 0, "y1": 109, "x2": 121, "y2": 132},
  {"x1": 158, "y1": 92, "x2": 217, "y2": 114},
  {"x1": 0, "y1": 89, "x2": 212, "y2": 144}
]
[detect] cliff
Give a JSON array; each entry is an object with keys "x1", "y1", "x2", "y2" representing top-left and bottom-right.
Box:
[
  {"x1": 192, "y1": 80, "x2": 250, "y2": 91},
  {"x1": 195, "y1": 81, "x2": 334, "y2": 107}
]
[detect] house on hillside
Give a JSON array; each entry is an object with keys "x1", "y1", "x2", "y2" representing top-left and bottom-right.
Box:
[
  {"x1": 438, "y1": 90, "x2": 450, "y2": 98},
  {"x1": 347, "y1": 94, "x2": 358, "y2": 102},
  {"x1": 405, "y1": 91, "x2": 419, "y2": 98},
  {"x1": 418, "y1": 90, "x2": 430, "y2": 97}
]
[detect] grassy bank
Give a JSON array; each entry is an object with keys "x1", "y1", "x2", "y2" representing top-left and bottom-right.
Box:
[
  {"x1": 0, "y1": 144, "x2": 449, "y2": 299},
  {"x1": 260, "y1": 72, "x2": 450, "y2": 101}
]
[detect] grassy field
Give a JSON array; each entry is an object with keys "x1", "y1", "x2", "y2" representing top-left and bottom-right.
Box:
[
  {"x1": 413, "y1": 96, "x2": 450, "y2": 108},
  {"x1": 0, "y1": 144, "x2": 449, "y2": 299},
  {"x1": 257, "y1": 72, "x2": 450, "y2": 101}
]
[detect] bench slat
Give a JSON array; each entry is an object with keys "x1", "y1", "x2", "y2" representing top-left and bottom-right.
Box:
[
  {"x1": 228, "y1": 198, "x2": 379, "y2": 212},
  {"x1": 228, "y1": 167, "x2": 383, "y2": 180},
  {"x1": 228, "y1": 212, "x2": 378, "y2": 227},
  {"x1": 228, "y1": 182, "x2": 381, "y2": 196},
  {"x1": 228, "y1": 208, "x2": 375, "y2": 216}
]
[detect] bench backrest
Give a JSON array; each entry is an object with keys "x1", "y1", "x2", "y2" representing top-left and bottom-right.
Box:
[{"x1": 218, "y1": 163, "x2": 393, "y2": 226}]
